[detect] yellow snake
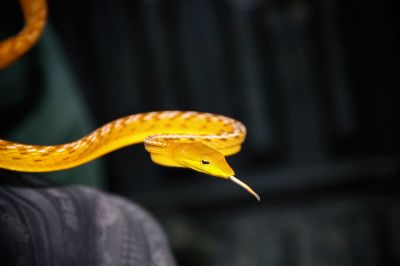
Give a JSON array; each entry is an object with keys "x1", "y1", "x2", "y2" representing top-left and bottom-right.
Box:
[{"x1": 0, "y1": 0, "x2": 259, "y2": 200}]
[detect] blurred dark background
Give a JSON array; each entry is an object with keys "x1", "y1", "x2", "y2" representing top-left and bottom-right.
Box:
[{"x1": 1, "y1": 0, "x2": 399, "y2": 265}]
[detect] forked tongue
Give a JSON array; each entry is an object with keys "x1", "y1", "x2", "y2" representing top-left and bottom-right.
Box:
[{"x1": 229, "y1": 176, "x2": 260, "y2": 201}]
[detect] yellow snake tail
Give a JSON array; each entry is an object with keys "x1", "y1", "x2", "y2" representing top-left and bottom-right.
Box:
[{"x1": 0, "y1": 0, "x2": 47, "y2": 69}]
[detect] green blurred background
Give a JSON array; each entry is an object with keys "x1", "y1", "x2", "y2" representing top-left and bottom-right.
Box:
[{"x1": 1, "y1": 0, "x2": 399, "y2": 265}]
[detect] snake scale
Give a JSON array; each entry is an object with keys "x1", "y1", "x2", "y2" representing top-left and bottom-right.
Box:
[{"x1": 0, "y1": 0, "x2": 259, "y2": 200}]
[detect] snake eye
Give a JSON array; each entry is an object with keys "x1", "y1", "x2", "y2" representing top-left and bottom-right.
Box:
[{"x1": 201, "y1": 160, "x2": 210, "y2": 165}]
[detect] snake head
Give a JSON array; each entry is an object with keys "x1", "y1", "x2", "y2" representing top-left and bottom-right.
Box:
[{"x1": 172, "y1": 142, "x2": 234, "y2": 178}]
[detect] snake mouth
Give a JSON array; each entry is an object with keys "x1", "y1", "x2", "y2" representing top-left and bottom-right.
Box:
[{"x1": 181, "y1": 160, "x2": 233, "y2": 178}]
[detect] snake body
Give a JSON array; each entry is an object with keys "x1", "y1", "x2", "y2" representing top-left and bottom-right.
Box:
[
  {"x1": 0, "y1": 0, "x2": 260, "y2": 200},
  {"x1": 0, "y1": 111, "x2": 245, "y2": 172}
]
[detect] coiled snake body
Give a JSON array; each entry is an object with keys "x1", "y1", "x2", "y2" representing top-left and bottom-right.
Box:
[{"x1": 0, "y1": 0, "x2": 259, "y2": 200}]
